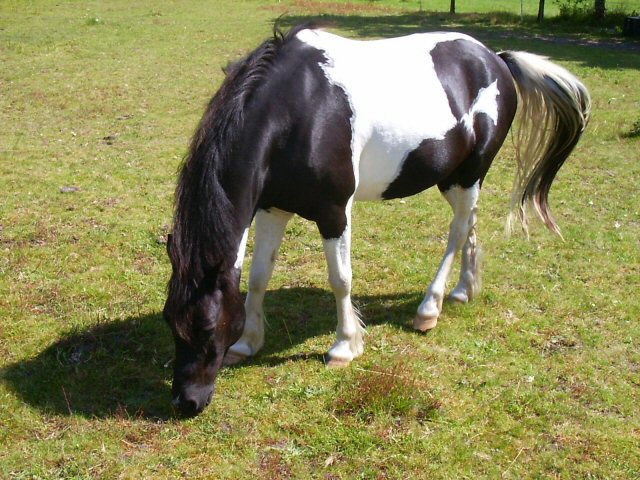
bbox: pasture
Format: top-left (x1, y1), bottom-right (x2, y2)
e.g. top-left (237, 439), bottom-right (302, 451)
top-left (1, 0), bottom-right (639, 478)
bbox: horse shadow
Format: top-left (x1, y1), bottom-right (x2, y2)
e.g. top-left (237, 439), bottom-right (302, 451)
top-left (1, 287), bottom-right (423, 420)
top-left (2, 312), bottom-right (175, 420)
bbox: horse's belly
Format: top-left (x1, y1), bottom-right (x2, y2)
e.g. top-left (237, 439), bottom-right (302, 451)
top-left (352, 101), bottom-right (461, 201)
top-left (354, 127), bottom-right (461, 201)
top-left (354, 136), bottom-right (423, 201)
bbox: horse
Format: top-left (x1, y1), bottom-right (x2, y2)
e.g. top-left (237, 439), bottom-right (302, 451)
top-left (163, 24), bottom-right (590, 416)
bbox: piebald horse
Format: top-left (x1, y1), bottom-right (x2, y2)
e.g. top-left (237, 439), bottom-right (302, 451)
top-left (164, 24), bottom-right (590, 416)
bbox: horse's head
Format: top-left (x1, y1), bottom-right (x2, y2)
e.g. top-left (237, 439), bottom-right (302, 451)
top-left (163, 236), bottom-right (245, 416)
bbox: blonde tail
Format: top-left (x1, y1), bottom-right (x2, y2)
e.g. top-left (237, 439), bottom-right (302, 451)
top-left (499, 51), bottom-right (591, 237)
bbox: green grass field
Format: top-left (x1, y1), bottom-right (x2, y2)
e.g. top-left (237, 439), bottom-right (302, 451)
top-left (1, 0), bottom-right (639, 478)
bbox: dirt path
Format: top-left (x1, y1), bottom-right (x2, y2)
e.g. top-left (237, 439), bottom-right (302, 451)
top-left (474, 30), bottom-right (640, 52)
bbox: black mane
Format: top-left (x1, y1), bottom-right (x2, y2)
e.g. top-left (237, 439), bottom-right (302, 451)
top-left (165, 23), bottom-right (318, 337)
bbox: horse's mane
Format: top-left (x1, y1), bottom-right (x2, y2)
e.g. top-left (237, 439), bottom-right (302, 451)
top-left (166, 23), bottom-right (319, 331)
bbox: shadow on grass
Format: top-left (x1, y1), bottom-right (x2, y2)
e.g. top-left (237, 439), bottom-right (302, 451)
top-left (2, 287), bottom-right (424, 419)
top-left (240, 286), bottom-right (424, 368)
top-left (2, 313), bottom-right (175, 420)
top-left (276, 12), bottom-right (640, 69)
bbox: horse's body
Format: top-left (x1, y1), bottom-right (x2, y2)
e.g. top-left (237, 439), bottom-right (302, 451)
top-left (164, 25), bottom-right (590, 415)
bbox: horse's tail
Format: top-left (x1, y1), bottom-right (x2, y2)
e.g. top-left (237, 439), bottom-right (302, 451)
top-left (498, 51), bottom-right (591, 236)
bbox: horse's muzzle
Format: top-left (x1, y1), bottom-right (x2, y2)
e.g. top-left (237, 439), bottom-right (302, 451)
top-left (172, 384), bottom-right (214, 417)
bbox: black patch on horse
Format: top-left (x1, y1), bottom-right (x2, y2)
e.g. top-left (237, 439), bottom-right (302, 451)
top-left (382, 39), bottom-right (517, 198)
top-left (382, 123), bottom-right (473, 199)
top-left (252, 38), bottom-right (355, 239)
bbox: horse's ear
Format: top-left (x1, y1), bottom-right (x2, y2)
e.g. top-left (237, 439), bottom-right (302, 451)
top-left (222, 59), bottom-right (240, 77)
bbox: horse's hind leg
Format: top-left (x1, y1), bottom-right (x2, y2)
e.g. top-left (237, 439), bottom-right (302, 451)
top-left (414, 182), bottom-right (480, 331)
top-left (224, 208), bottom-right (292, 366)
top-left (448, 216), bottom-right (482, 304)
top-left (322, 203), bottom-right (365, 367)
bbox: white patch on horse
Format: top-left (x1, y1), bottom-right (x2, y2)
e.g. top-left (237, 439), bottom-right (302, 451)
top-left (234, 227), bottom-right (250, 269)
top-left (297, 30), bottom-right (486, 201)
top-left (461, 80), bottom-right (500, 135)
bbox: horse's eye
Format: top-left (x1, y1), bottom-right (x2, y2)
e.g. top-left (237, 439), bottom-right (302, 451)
top-left (198, 290), bottom-right (223, 331)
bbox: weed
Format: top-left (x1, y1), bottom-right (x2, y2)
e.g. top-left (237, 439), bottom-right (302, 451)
top-left (623, 119), bottom-right (640, 138)
top-left (85, 17), bottom-right (103, 26)
top-left (334, 360), bottom-right (441, 421)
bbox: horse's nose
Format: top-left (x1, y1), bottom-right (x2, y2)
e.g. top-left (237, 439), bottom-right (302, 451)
top-left (172, 388), bottom-right (213, 416)
top-left (181, 398), bottom-right (201, 416)
top-left (172, 394), bottom-right (202, 416)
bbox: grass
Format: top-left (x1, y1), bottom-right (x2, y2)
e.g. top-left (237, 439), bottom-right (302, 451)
top-left (1, 0), bottom-right (639, 478)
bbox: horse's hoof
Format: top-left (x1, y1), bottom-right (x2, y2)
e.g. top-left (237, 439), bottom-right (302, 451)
top-left (223, 350), bottom-right (248, 367)
top-left (413, 315), bottom-right (438, 332)
top-left (448, 290), bottom-right (469, 304)
top-left (325, 355), bottom-right (352, 368)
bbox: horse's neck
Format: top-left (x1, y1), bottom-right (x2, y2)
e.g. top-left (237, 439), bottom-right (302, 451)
top-left (220, 97), bottom-right (275, 247)
top-left (221, 153), bottom-right (263, 257)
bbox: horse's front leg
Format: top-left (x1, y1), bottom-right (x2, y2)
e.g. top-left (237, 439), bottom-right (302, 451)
top-left (414, 183), bottom-right (480, 331)
top-left (224, 208), bottom-right (292, 366)
top-left (321, 206), bottom-right (365, 367)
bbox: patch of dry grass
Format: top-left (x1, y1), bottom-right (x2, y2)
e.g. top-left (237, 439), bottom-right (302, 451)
top-left (335, 360), bottom-right (441, 422)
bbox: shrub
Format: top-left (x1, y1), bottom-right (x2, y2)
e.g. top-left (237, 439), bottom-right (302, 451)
top-left (554, 0), bottom-right (592, 18)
